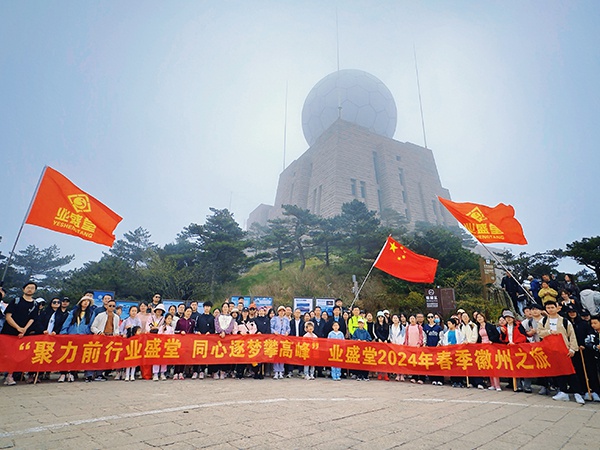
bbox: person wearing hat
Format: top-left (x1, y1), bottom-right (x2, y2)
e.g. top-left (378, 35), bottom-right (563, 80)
top-left (352, 317), bottom-right (372, 381)
top-left (499, 310), bottom-right (528, 391)
top-left (146, 304), bottom-right (166, 334)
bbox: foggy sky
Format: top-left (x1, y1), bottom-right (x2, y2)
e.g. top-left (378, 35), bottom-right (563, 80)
top-left (1, 1), bottom-right (599, 275)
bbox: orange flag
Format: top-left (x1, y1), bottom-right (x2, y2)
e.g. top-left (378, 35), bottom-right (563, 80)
top-left (25, 167), bottom-right (122, 247)
top-left (374, 236), bottom-right (438, 283)
top-left (438, 197), bottom-right (527, 245)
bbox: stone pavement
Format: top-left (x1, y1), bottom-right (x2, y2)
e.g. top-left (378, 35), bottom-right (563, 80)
top-left (1, 374), bottom-right (599, 450)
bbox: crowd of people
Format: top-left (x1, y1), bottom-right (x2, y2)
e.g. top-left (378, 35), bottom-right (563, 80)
top-left (1, 282), bottom-right (600, 406)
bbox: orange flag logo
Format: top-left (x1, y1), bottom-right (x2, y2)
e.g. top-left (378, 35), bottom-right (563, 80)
top-left (438, 197), bottom-right (527, 245)
top-left (25, 167), bottom-right (122, 247)
top-left (374, 237), bottom-right (438, 283)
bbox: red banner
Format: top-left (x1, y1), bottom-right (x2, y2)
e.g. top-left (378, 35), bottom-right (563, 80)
top-left (0, 334), bottom-right (573, 377)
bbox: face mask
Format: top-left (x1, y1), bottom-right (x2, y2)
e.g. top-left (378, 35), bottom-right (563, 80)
top-left (434, 318), bottom-right (440, 324)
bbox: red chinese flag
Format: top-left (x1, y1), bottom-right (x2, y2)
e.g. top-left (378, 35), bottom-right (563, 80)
top-left (25, 167), bottom-right (122, 247)
top-left (438, 197), bottom-right (527, 245)
top-left (374, 237), bottom-right (438, 283)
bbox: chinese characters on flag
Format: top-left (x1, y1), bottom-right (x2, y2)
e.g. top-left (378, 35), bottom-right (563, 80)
top-left (25, 167), bottom-right (122, 247)
top-left (374, 236), bottom-right (438, 283)
top-left (438, 197), bottom-right (527, 245)
top-left (0, 334), bottom-right (574, 378)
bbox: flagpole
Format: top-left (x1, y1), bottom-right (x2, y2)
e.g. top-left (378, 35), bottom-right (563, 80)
top-left (349, 238), bottom-right (388, 310)
top-left (479, 242), bottom-right (535, 303)
top-left (1, 166), bottom-right (47, 285)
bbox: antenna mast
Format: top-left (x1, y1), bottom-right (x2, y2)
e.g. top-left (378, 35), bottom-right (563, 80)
top-left (283, 81), bottom-right (288, 170)
top-left (336, 8), bottom-right (342, 118)
top-left (413, 44), bottom-right (428, 149)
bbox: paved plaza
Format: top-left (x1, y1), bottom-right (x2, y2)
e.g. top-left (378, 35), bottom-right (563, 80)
top-left (1, 375), bottom-right (599, 449)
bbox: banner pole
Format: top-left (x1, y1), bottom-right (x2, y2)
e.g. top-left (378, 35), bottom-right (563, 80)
top-left (349, 238), bottom-right (388, 310)
top-left (479, 242), bottom-right (535, 303)
top-left (1, 166), bottom-right (47, 285)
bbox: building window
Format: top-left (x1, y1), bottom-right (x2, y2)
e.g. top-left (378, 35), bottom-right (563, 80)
top-left (402, 190), bottom-right (407, 203)
top-left (377, 189), bottom-right (383, 213)
top-left (351, 179), bottom-right (357, 196)
top-left (360, 181), bottom-right (366, 199)
top-left (398, 168), bottom-right (405, 187)
top-left (396, 155), bottom-right (401, 161)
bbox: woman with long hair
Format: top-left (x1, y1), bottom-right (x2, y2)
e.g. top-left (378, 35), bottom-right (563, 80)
top-left (136, 301), bottom-right (152, 333)
top-left (475, 312), bottom-right (502, 391)
top-left (60, 295), bottom-right (94, 382)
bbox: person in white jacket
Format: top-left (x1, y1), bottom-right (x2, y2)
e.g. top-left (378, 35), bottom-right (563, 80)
top-left (91, 300), bottom-right (120, 336)
top-left (90, 298), bottom-right (121, 382)
top-left (441, 318), bottom-right (465, 388)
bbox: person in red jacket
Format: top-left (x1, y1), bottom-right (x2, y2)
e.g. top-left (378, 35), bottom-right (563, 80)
top-left (499, 310), bottom-right (528, 391)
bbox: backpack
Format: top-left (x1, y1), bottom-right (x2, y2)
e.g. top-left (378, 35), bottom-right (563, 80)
top-left (542, 315), bottom-right (569, 331)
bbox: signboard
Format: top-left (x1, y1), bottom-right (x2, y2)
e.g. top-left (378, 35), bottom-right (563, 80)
top-left (231, 296), bottom-right (251, 308)
top-left (293, 297), bottom-right (313, 314)
top-left (440, 288), bottom-right (456, 313)
top-left (480, 258), bottom-right (496, 285)
top-left (252, 297), bottom-right (273, 309)
top-left (424, 288), bottom-right (455, 315)
top-left (116, 301), bottom-right (138, 314)
top-left (315, 298), bottom-right (335, 314)
top-left (425, 289), bottom-right (439, 310)
top-left (93, 290), bottom-right (115, 306)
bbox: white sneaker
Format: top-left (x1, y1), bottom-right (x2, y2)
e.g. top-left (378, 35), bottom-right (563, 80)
top-left (592, 392), bottom-right (600, 402)
top-left (124, 375), bottom-right (130, 382)
top-left (213, 372), bottom-right (219, 380)
top-left (488, 386), bottom-right (496, 390)
top-left (305, 375), bottom-right (310, 380)
top-left (220, 372), bottom-right (226, 380)
top-left (160, 374), bottom-right (167, 381)
top-left (199, 371), bottom-right (205, 379)
top-left (192, 372), bottom-right (198, 379)
top-left (574, 393), bottom-right (585, 405)
top-left (584, 392), bottom-right (593, 401)
top-left (552, 391), bottom-right (570, 402)
top-left (68, 373), bottom-right (75, 382)
top-left (477, 384), bottom-right (484, 390)
top-left (58, 374), bottom-right (66, 383)
top-left (153, 374), bottom-right (159, 381)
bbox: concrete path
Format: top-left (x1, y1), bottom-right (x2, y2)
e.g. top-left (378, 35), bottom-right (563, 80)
top-left (1, 374), bottom-right (598, 449)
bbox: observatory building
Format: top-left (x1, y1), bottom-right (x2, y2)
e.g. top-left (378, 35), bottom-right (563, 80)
top-left (248, 69), bottom-right (454, 228)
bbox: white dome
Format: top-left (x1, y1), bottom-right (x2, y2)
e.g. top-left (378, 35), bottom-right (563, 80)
top-left (302, 69), bottom-right (397, 146)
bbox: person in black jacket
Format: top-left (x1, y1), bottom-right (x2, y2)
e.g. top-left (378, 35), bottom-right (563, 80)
top-left (194, 301), bottom-right (214, 379)
top-left (324, 306), bottom-right (347, 337)
top-left (565, 304), bottom-right (598, 399)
